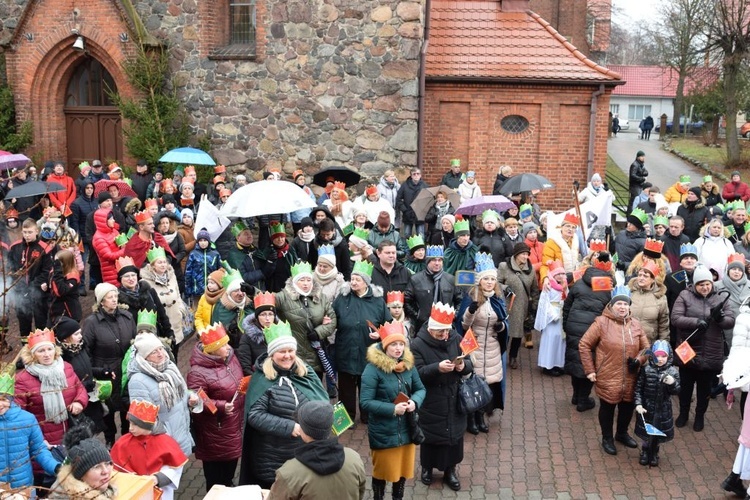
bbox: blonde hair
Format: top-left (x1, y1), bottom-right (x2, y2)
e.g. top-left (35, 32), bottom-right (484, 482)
top-left (383, 169), bottom-right (395, 178)
top-left (262, 355), bottom-right (307, 379)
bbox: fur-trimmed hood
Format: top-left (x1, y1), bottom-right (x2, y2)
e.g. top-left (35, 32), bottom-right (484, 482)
top-left (280, 277), bottom-right (325, 303)
top-left (124, 197), bottom-right (142, 215)
top-left (338, 282), bottom-right (384, 298)
top-left (366, 343), bottom-right (414, 372)
top-left (50, 463), bottom-right (117, 499)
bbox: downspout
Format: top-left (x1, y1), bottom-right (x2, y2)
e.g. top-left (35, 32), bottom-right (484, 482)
top-left (587, 84), bottom-right (605, 180)
top-left (417, 0), bottom-right (431, 171)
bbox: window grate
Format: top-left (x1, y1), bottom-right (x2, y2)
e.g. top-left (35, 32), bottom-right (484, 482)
top-left (230, 0), bottom-right (256, 45)
top-left (500, 115), bottom-right (529, 134)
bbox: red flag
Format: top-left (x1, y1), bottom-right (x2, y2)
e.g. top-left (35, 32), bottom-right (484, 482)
top-left (197, 387), bottom-right (217, 414)
top-left (460, 328), bottom-right (480, 356)
top-left (231, 375), bottom-right (251, 404)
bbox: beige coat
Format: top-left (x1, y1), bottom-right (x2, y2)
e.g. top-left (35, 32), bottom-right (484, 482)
top-left (628, 278), bottom-right (670, 344)
top-left (462, 300), bottom-right (503, 384)
top-left (140, 264), bottom-right (185, 343)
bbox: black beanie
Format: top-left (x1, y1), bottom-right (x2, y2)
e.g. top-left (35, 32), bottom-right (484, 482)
top-left (689, 186), bottom-right (702, 198)
top-left (97, 192), bottom-right (112, 204)
top-left (297, 400), bottom-right (333, 440)
top-left (300, 217), bottom-right (313, 230)
top-left (68, 438), bottom-right (111, 480)
top-left (54, 316), bottom-right (81, 342)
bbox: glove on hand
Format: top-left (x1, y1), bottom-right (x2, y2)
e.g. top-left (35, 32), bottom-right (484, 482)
top-left (710, 305), bottom-right (723, 323)
top-left (493, 322), bottom-right (505, 334)
top-left (307, 330), bottom-right (318, 342)
top-left (627, 357), bottom-right (641, 374)
top-left (635, 405), bottom-right (646, 415)
top-left (696, 320), bottom-right (709, 333)
top-left (662, 375), bottom-right (675, 385)
top-left (468, 301), bottom-right (479, 314)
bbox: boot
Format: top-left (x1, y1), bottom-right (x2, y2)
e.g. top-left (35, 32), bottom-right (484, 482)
top-left (509, 357), bottom-right (519, 369)
top-left (392, 477), bottom-right (406, 500)
top-left (524, 331), bottom-right (533, 348)
top-left (721, 471), bottom-right (747, 497)
top-left (443, 466), bottom-right (461, 491)
top-left (601, 437), bottom-right (617, 455)
top-left (649, 443), bottom-right (660, 467)
top-left (476, 411), bottom-right (489, 433)
top-left (693, 412), bottom-right (705, 432)
top-left (372, 478), bottom-right (386, 500)
top-left (675, 411), bottom-right (688, 428)
top-left (639, 447), bottom-right (649, 466)
top-left (466, 413), bottom-right (479, 435)
top-left (614, 432), bottom-right (638, 448)
top-left (420, 468), bottom-right (432, 486)
top-left (576, 397), bottom-right (596, 412)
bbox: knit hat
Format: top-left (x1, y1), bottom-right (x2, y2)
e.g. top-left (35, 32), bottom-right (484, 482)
top-left (199, 323), bottom-right (229, 354)
top-left (317, 244), bottom-right (337, 267)
top-left (68, 437), bottom-right (111, 480)
top-left (297, 400), bottom-right (333, 441)
top-left (378, 321), bottom-right (407, 350)
top-left (351, 205), bottom-right (368, 219)
top-left (134, 332), bottom-right (163, 357)
top-left (522, 222), bottom-right (538, 239)
top-left (377, 211), bottom-right (391, 227)
top-left (513, 242), bottom-right (531, 258)
top-left (208, 268), bottom-right (226, 288)
top-left (54, 317), bottom-right (81, 342)
top-left (441, 214), bottom-right (456, 227)
top-left (727, 253), bottom-right (747, 273)
top-left (351, 260), bottom-right (374, 285)
top-left (196, 228), bottom-right (210, 242)
top-left (610, 285), bottom-right (631, 305)
top-left (636, 151), bottom-right (645, 157)
top-left (265, 321), bottom-right (297, 356)
top-left (97, 191), bottom-right (112, 204)
top-left (733, 171), bottom-right (741, 178)
top-left (688, 186), bottom-right (702, 198)
top-left (181, 208), bottom-right (194, 221)
top-left (94, 283), bottom-right (118, 306)
top-left (692, 264), bottom-right (713, 285)
top-left (591, 173), bottom-right (602, 182)
top-left (299, 217), bottom-right (314, 231)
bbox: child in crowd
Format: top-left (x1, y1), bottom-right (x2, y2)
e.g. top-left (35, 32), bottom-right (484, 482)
top-left (536, 261), bottom-right (567, 376)
top-left (195, 268), bottom-right (226, 330)
top-left (386, 290), bottom-right (412, 340)
top-left (185, 229), bottom-right (222, 305)
top-left (48, 249), bottom-right (82, 323)
top-left (634, 339), bottom-right (680, 467)
top-left (404, 235), bottom-right (426, 274)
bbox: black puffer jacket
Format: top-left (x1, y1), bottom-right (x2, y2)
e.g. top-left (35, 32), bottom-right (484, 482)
top-left (676, 199), bottom-right (709, 241)
top-left (634, 352), bottom-right (680, 442)
top-left (473, 229), bottom-right (514, 267)
top-left (410, 326), bottom-right (473, 446)
top-left (614, 229), bottom-right (647, 271)
top-left (396, 178), bottom-right (428, 224)
top-left (117, 281), bottom-right (174, 343)
top-left (671, 287), bottom-right (735, 371)
top-left (563, 266), bottom-right (614, 378)
top-left (371, 261), bottom-right (411, 294)
top-left (238, 314), bottom-right (271, 376)
top-left (404, 270), bottom-right (460, 332)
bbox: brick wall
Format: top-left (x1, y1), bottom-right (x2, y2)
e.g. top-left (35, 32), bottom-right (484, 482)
top-left (423, 82), bottom-right (612, 212)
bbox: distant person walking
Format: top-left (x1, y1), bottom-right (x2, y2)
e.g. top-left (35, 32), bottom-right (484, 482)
top-left (628, 151), bottom-right (648, 217)
top-left (612, 115), bottom-right (620, 137)
top-left (641, 116), bottom-right (654, 140)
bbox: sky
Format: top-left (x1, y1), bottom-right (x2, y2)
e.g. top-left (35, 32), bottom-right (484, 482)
top-left (612, 0), bottom-right (660, 28)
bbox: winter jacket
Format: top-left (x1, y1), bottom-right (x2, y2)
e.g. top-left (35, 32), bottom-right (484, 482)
top-left (69, 190), bottom-right (98, 244)
top-left (131, 171), bottom-right (153, 202)
top-left (716, 275), bottom-right (750, 346)
top-left (255, 244), bottom-right (297, 293)
top-left (91, 208), bottom-right (125, 285)
top-left (186, 343), bottom-right (245, 461)
top-left (497, 258), bottom-right (540, 338)
top-left (577, 182), bottom-right (609, 204)
top-left (140, 264), bottom-right (185, 344)
top-left (634, 353), bottom-right (680, 442)
top-left (628, 278), bottom-right (669, 344)
top-left (664, 182), bottom-right (689, 204)
top-left (424, 201), bottom-right (455, 231)
top-left (238, 314), bottom-right (271, 375)
top-left (723, 180), bottom-right (750, 202)
top-left (275, 280), bottom-right (337, 373)
top-left (122, 231), bottom-right (174, 269)
top-left (127, 357), bottom-right (193, 457)
top-left (695, 231), bottom-right (735, 279)
top-left (661, 231), bottom-right (690, 274)
top-left (60, 343), bottom-right (105, 434)
top-left (117, 281), bottom-right (174, 343)
top-left (370, 260), bottom-right (411, 294)
top-left (48, 463), bottom-right (117, 499)
top-left (237, 247), bottom-right (267, 290)
top-left (185, 247), bottom-right (221, 297)
top-left (211, 293), bottom-right (254, 348)
top-left (410, 326), bottom-right (473, 446)
top-left (333, 283), bottom-right (391, 376)
top-left (457, 180), bottom-right (482, 205)
top-left (629, 159), bottom-right (648, 196)
top-left (0, 403), bottom-right (61, 489)
top-left (671, 286), bottom-right (735, 371)
top-left (291, 235), bottom-right (315, 264)
top-left (178, 223), bottom-right (196, 269)
top-left (473, 229), bottom-right (514, 267)
top-left (404, 269), bottom-right (460, 332)
top-left (48, 264), bottom-right (81, 322)
top-left (360, 344), bottom-right (426, 449)
top-left (676, 198), bottom-right (709, 241)
top-left (579, 306), bottom-right (649, 404)
top-left (614, 229), bottom-right (647, 271)
top-left (440, 171), bottom-right (464, 190)
top-left (367, 224), bottom-right (409, 260)
top-left (377, 176), bottom-right (401, 212)
top-left (396, 178), bottom-right (428, 224)
top-left (14, 358), bottom-right (89, 446)
top-left (266, 439), bottom-right (367, 500)
top-left (702, 184), bottom-right (722, 207)
top-left (226, 241), bottom-right (256, 271)
top-left (492, 173), bottom-right (512, 196)
top-left (540, 234), bottom-right (580, 281)
top-left (563, 266), bottom-right (614, 378)
top-left (429, 228), bottom-right (454, 249)
top-left (82, 305), bottom-right (135, 410)
top-left (8, 236), bottom-right (53, 293)
top-left (308, 233), bottom-right (352, 281)
top-left (47, 173), bottom-right (76, 216)
top-left (443, 238), bottom-right (479, 276)
top-left (459, 294), bottom-right (507, 384)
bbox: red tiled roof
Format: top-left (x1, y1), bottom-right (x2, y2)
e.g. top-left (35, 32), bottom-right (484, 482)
top-left (425, 1), bottom-right (622, 83)
top-left (609, 65), bottom-right (720, 97)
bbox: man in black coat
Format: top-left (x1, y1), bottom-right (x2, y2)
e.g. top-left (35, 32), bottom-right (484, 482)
top-left (370, 240), bottom-right (410, 294)
top-left (130, 159), bottom-right (153, 202)
top-left (404, 248), bottom-right (461, 332)
top-left (628, 151), bottom-right (648, 216)
top-left (396, 167), bottom-right (428, 238)
top-left (676, 187), bottom-right (709, 241)
top-left (659, 215), bottom-right (690, 272)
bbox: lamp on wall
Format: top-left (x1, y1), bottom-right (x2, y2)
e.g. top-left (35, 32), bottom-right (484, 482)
top-left (71, 8), bottom-right (85, 52)
top-left (72, 34), bottom-right (85, 51)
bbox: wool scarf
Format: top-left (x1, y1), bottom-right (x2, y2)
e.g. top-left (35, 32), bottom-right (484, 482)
top-left (133, 354), bottom-right (186, 410)
top-left (25, 357), bottom-right (69, 424)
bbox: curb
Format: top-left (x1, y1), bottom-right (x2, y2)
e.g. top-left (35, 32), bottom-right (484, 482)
top-left (661, 139), bottom-right (730, 182)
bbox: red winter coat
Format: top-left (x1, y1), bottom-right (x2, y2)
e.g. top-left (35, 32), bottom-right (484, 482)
top-left (722, 180), bottom-right (750, 202)
top-left (186, 343), bottom-right (245, 462)
top-left (46, 173), bottom-right (76, 216)
top-left (123, 232), bottom-right (174, 268)
top-left (92, 208), bottom-right (124, 285)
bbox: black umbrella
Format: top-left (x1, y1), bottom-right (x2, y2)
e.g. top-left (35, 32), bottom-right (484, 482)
top-left (5, 181), bottom-right (65, 199)
top-left (312, 166), bottom-right (361, 188)
top-left (498, 173), bottom-right (554, 196)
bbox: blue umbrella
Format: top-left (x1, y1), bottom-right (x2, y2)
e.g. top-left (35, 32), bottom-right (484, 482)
top-left (159, 147), bottom-right (215, 166)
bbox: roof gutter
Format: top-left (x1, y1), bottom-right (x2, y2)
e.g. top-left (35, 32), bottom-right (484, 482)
top-left (588, 84), bottom-right (606, 180)
top-left (417, 0), bottom-right (432, 172)
top-left (426, 76), bottom-right (624, 87)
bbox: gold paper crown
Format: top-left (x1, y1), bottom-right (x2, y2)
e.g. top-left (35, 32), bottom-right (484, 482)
top-left (199, 323), bottom-right (229, 354)
top-left (128, 399), bottom-right (159, 426)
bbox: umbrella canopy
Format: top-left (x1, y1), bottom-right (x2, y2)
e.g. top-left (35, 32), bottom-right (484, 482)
top-left (455, 195), bottom-right (517, 217)
top-left (194, 195), bottom-right (231, 240)
top-left (312, 166), bottom-right (361, 188)
top-left (219, 180), bottom-right (317, 218)
top-left (0, 153), bottom-right (32, 171)
top-left (93, 180), bottom-right (138, 199)
top-left (5, 181), bottom-right (65, 199)
top-left (498, 173), bottom-right (554, 196)
top-left (0, 150), bottom-right (12, 156)
top-left (159, 147), bottom-right (216, 166)
top-left (411, 185), bottom-right (461, 221)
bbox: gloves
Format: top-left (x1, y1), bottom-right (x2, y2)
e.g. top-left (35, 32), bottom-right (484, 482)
top-left (627, 357), bottom-right (641, 374)
top-left (240, 282), bottom-right (255, 297)
top-left (696, 320), bottom-right (709, 333)
top-left (307, 330), bottom-right (318, 342)
top-left (662, 375), bottom-right (675, 385)
top-left (710, 305), bottom-right (723, 323)
top-left (267, 250), bottom-right (278, 262)
top-left (468, 301), bottom-right (479, 314)
top-left (635, 405), bottom-right (646, 415)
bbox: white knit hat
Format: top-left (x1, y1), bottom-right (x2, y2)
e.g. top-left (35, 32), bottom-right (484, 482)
top-left (94, 283), bottom-right (118, 306)
top-left (134, 333), bottom-right (163, 357)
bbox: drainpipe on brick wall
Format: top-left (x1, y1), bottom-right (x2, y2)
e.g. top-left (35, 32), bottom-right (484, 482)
top-left (417, 0), bottom-right (431, 171)
top-left (587, 84), bottom-right (605, 180)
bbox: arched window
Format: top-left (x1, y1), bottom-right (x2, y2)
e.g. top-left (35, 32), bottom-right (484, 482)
top-left (65, 59), bottom-right (117, 107)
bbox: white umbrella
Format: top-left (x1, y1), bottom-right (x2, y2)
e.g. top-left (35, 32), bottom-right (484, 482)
top-left (219, 180), bottom-right (316, 218)
top-left (194, 195), bottom-right (231, 240)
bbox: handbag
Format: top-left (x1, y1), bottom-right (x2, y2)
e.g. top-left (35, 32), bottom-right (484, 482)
top-left (405, 411), bottom-right (425, 445)
top-left (457, 372), bottom-right (493, 414)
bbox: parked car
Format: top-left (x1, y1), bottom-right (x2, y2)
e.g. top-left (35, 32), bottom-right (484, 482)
top-left (618, 119), bottom-right (630, 131)
top-left (740, 122), bottom-right (750, 138)
top-left (654, 118), bottom-right (704, 134)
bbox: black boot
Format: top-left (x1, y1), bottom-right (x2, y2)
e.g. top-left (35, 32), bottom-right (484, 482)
top-left (421, 468), bottom-right (432, 486)
top-left (721, 471), bottom-right (747, 497)
top-left (392, 477), bottom-right (406, 500)
top-left (443, 466), bottom-right (461, 491)
top-left (372, 478), bottom-right (386, 500)
top-left (576, 397), bottom-right (596, 412)
top-left (649, 443), bottom-right (660, 467)
top-left (476, 411), bottom-right (489, 433)
top-left (693, 412), bottom-right (705, 432)
top-left (615, 432), bottom-right (638, 448)
top-left (675, 406), bottom-right (689, 428)
top-left (639, 447), bottom-right (649, 466)
top-left (466, 413), bottom-right (479, 435)
top-left (601, 437), bottom-right (617, 455)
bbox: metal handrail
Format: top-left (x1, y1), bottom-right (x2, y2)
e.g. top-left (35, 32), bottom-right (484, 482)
top-left (605, 174), bottom-right (630, 216)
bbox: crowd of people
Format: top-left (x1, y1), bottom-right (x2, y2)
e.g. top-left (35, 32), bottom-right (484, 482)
top-left (2, 154), bottom-right (750, 498)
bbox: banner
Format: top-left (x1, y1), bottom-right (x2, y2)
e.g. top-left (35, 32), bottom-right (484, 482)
top-left (194, 195), bottom-right (232, 240)
top-left (545, 190), bottom-right (614, 241)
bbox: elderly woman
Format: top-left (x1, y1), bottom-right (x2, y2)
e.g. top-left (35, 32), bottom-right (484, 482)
top-left (430, 213), bottom-right (455, 249)
top-left (82, 283), bottom-right (135, 448)
top-left (14, 329), bottom-right (88, 486)
top-left (239, 292), bottom-right (278, 375)
top-left (361, 322), bottom-right (426, 500)
top-left (211, 270), bottom-right (254, 349)
top-left (716, 254), bottom-right (750, 348)
top-left (540, 213), bottom-right (581, 283)
top-left (157, 211), bottom-right (187, 293)
top-left (695, 218), bottom-right (735, 280)
top-left (579, 287), bottom-right (649, 455)
top-left (425, 190), bottom-right (455, 237)
top-left (458, 252), bottom-right (509, 434)
top-left (498, 243), bottom-right (540, 364)
top-left (672, 265), bottom-right (735, 431)
top-left (127, 332), bottom-right (196, 457)
top-left (628, 260), bottom-right (669, 344)
top-left (238, 322), bottom-right (328, 488)
top-left (411, 303), bottom-right (473, 491)
top-left (187, 323), bottom-right (246, 491)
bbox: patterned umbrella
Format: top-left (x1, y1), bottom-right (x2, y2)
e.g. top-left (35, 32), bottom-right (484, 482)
top-left (93, 179), bottom-right (138, 199)
top-left (0, 153), bottom-right (32, 171)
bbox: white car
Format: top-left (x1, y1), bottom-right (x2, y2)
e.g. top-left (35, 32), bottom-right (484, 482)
top-left (619, 119), bottom-right (630, 130)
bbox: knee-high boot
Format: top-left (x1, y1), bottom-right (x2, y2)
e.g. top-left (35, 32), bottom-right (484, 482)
top-left (392, 477), bottom-right (406, 500)
top-left (372, 478), bottom-right (386, 500)
top-left (466, 413), bottom-right (479, 435)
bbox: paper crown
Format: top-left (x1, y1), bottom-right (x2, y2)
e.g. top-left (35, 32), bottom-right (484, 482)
top-left (292, 169), bottom-right (305, 180)
top-left (352, 227), bottom-right (370, 241)
top-left (548, 260), bottom-right (566, 276)
top-left (114, 233), bottom-right (128, 247)
top-left (450, 159), bottom-right (461, 167)
top-left (136, 309), bottom-right (158, 332)
top-left (219, 188), bottom-right (232, 198)
top-left (407, 234), bottom-right (425, 250)
top-left (425, 245), bottom-right (444, 259)
top-left (128, 399), bottom-right (159, 428)
top-left (430, 302), bottom-right (456, 327)
top-left (222, 267), bottom-right (243, 289)
top-left (28, 328), bottom-right (55, 351)
top-left (365, 185), bottom-right (378, 196)
top-left (481, 209), bottom-right (500, 224)
top-left (134, 210), bottom-right (152, 225)
top-left (318, 244), bottom-right (336, 257)
top-left (638, 260), bottom-right (659, 278)
top-left (263, 321), bottom-right (294, 345)
top-left (291, 261), bottom-right (313, 278)
top-left (333, 181), bottom-right (347, 191)
top-left (728, 253), bottom-right (747, 267)
top-left (562, 212), bottom-right (579, 227)
top-left (628, 207), bottom-right (648, 226)
top-left (161, 179), bottom-right (174, 191)
top-left (213, 175), bottom-right (225, 185)
top-left (643, 238), bottom-right (664, 258)
top-left (231, 221), bottom-right (250, 238)
top-left (254, 291), bottom-right (276, 310)
top-left (181, 177), bottom-right (195, 187)
top-left (454, 216), bottom-right (470, 234)
top-left (611, 285), bottom-right (631, 302)
top-left (713, 203), bottom-right (725, 215)
top-left (703, 175), bottom-right (712, 183)
top-left (652, 215), bottom-right (669, 228)
top-left (680, 243), bottom-right (698, 258)
top-left (126, 227), bottom-right (137, 239)
top-left (589, 239), bottom-right (607, 253)
top-left (78, 161), bottom-right (90, 171)
top-left (0, 373), bottom-right (14, 396)
top-left (146, 247), bottom-right (167, 263)
top-left (214, 164), bottom-right (227, 174)
top-left (184, 165), bottom-right (196, 176)
top-left (5, 208), bottom-right (18, 220)
top-left (679, 175), bottom-right (691, 183)
top-left (200, 323), bottom-right (229, 353)
top-left (352, 260), bottom-right (374, 278)
top-left (519, 203), bottom-right (533, 219)
top-left (144, 199), bottom-right (158, 209)
top-left (270, 222), bottom-right (286, 238)
top-left (725, 224), bottom-right (737, 237)
top-left (386, 291), bottom-right (404, 305)
top-left (474, 252), bottom-right (496, 278)
top-left (378, 321), bottom-right (406, 344)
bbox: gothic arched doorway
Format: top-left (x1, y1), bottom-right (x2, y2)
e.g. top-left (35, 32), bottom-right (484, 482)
top-left (64, 58), bottom-right (123, 174)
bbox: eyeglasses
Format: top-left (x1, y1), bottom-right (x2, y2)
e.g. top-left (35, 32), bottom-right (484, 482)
top-left (411, 172), bottom-right (421, 176)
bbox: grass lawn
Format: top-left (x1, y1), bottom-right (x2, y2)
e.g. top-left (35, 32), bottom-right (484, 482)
top-left (669, 138), bottom-right (729, 168)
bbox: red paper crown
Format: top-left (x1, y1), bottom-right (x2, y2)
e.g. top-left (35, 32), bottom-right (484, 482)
top-left (134, 210), bottom-right (152, 225)
top-left (589, 239), bottom-right (607, 253)
top-left (641, 260), bottom-right (660, 278)
top-left (593, 258), bottom-right (612, 272)
top-left (430, 302), bottom-right (455, 325)
top-left (386, 291), bottom-right (404, 305)
top-left (728, 253), bottom-right (747, 266)
top-left (128, 399), bottom-right (159, 426)
top-left (333, 181), bottom-right (347, 191)
top-left (28, 328), bottom-right (55, 351)
top-left (643, 238), bottom-right (664, 257)
top-left (548, 260), bottom-right (565, 273)
top-left (378, 321), bottom-right (405, 343)
top-left (108, 162), bottom-right (121, 173)
top-left (253, 291), bottom-right (276, 310)
top-left (562, 213), bottom-right (579, 227)
top-left (213, 175), bottom-right (225, 185)
top-left (292, 169), bottom-right (305, 180)
top-left (214, 165), bottom-right (227, 174)
top-left (5, 208), bottom-right (19, 219)
top-left (115, 256), bottom-right (136, 273)
top-left (184, 165), bottom-right (196, 176)
top-left (181, 177), bottom-right (195, 186)
top-left (219, 188), bottom-right (232, 198)
top-left (161, 179), bottom-right (174, 191)
top-left (144, 199), bottom-right (158, 209)
top-left (200, 323), bottom-right (229, 352)
top-left (365, 185), bottom-right (379, 196)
